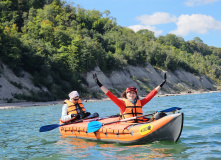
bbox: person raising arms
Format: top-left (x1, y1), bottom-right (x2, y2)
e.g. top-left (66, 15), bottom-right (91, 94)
top-left (93, 73), bottom-right (167, 123)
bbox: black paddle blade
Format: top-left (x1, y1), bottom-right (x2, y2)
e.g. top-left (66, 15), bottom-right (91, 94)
top-left (39, 124), bottom-right (60, 132)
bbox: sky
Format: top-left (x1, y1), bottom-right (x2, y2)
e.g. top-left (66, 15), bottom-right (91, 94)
top-left (67, 0), bottom-right (221, 48)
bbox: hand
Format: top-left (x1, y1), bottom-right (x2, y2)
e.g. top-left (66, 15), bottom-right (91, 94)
top-left (159, 73), bottom-right (167, 88)
top-left (71, 114), bottom-right (77, 118)
top-left (93, 73), bottom-right (103, 87)
top-left (71, 114), bottom-right (80, 119)
top-left (71, 114), bottom-right (79, 118)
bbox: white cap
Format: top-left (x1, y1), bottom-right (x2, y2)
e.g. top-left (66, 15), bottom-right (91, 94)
top-left (69, 91), bottom-right (79, 99)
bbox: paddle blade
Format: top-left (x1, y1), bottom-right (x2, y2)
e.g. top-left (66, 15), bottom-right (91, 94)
top-left (87, 121), bottom-right (103, 133)
top-left (39, 124), bottom-right (60, 132)
top-left (160, 107), bottom-right (182, 113)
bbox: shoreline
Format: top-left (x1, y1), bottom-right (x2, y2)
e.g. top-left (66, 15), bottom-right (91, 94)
top-left (0, 90), bottom-right (220, 110)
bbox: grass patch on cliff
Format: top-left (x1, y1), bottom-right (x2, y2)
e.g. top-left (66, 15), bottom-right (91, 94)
top-left (9, 81), bottom-right (23, 89)
top-left (135, 77), bottom-right (154, 92)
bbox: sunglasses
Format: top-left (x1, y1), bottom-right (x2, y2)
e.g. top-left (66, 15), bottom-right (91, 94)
top-left (73, 98), bottom-right (79, 101)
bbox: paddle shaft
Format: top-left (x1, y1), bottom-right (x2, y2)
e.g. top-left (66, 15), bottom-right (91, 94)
top-left (39, 112), bottom-right (99, 132)
top-left (87, 107), bottom-right (182, 133)
top-left (60, 112), bottom-right (100, 126)
top-left (101, 107), bottom-right (182, 126)
top-left (60, 118), bottom-right (84, 126)
top-left (103, 113), bottom-right (153, 125)
top-left (39, 117), bottom-right (90, 132)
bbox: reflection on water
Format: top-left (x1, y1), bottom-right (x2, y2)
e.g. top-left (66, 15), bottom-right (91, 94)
top-left (148, 148), bottom-right (172, 158)
top-left (56, 137), bottom-right (182, 159)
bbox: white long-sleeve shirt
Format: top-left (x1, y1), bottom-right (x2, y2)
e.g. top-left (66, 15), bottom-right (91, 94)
top-left (61, 99), bottom-right (86, 122)
top-left (61, 103), bottom-right (72, 122)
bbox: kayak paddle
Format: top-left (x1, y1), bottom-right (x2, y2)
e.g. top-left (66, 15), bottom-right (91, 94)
top-left (39, 112), bottom-right (99, 132)
top-left (87, 107), bottom-right (181, 133)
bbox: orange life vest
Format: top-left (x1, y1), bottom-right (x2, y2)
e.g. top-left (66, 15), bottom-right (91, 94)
top-left (64, 99), bottom-right (86, 120)
top-left (121, 99), bottom-right (143, 123)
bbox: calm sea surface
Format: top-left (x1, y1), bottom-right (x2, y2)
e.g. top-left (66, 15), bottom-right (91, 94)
top-left (0, 92), bottom-right (220, 160)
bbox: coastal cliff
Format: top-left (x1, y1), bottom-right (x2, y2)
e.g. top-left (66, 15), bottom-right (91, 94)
top-left (86, 64), bottom-right (216, 98)
top-left (0, 62), bottom-right (217, 103)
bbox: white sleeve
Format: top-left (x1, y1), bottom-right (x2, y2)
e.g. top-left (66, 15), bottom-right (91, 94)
top-left (61, 104), bottom-right (72, 122)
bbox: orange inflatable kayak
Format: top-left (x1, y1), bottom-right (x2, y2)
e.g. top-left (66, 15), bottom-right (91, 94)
top-left (59, 108), bottom-right (183, 144)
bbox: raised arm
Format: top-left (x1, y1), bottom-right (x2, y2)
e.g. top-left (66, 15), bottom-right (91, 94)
top-left (93, 73), bottom-right (108, 94)
top-left (141, 73), bottom-right (167, 106)
top-left (155, 73), bottom-right (167, 92)
top-left (93, 73), bottom-right (126, 113)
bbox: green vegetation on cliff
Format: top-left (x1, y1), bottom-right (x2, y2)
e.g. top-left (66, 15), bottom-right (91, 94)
top-left (0, 0), bottom-right (220, 101)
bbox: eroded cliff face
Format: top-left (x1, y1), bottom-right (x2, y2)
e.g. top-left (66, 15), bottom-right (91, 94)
top-left (0, 63), bottom-right (48, 103)
top-left (86, 64), bottom-right (216, 97)
top-left (0, 61), bottom-right (217, 103)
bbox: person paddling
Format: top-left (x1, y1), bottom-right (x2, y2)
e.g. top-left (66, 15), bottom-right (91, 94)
top-left (61, 91), bottom-right (91, 123)
top-left (93, 73), bottom-right (167, 123)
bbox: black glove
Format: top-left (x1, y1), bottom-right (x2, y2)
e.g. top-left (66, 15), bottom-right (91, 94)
top-left (93, 73), bottom-right (103, 87)
top-left (159, 73), bottom-right (167, 88)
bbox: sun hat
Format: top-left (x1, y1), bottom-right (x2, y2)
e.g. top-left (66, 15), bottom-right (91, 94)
top-left (69, 91), bottom-right (79, 99)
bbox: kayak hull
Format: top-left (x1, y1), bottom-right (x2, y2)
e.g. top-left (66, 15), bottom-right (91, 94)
top-left (129, 113), bottom-right (184, 144)
top-left (59, 113), bottom-right (183, 144)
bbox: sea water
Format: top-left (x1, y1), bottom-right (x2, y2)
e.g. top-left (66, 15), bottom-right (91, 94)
top-left (0, 92), bottom-right (220, 160)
